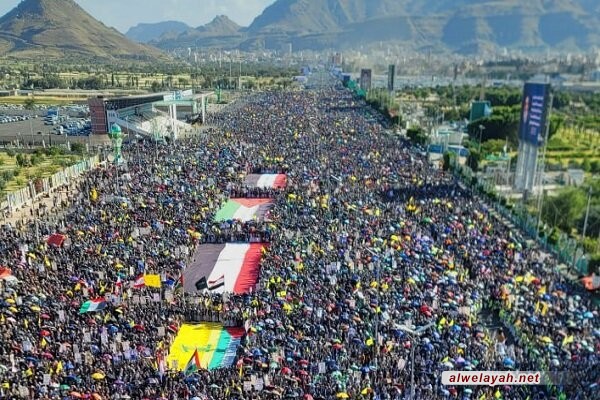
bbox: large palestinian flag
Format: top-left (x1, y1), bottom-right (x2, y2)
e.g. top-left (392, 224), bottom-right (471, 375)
top-left (183, 243), bottom-right (266, 294)
top-left (244, 174), bottom-right (287, 189)
top-left (214, 198), bottom-right (273, 222)
top-left (167, 323), bottom-right (245, 371)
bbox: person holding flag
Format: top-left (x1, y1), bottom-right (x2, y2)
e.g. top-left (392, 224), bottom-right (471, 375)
top-left (184, 349), bottom-right (202, 376)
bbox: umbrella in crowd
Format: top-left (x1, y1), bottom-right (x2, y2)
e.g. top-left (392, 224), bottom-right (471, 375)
top-left (0, 77), bottom-right (597, 400)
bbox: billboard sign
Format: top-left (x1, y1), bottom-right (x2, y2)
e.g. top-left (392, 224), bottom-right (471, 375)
top-left (360, 69), bottom-right (372, 91)
top-left (518, 83), bottom-right (550, 146)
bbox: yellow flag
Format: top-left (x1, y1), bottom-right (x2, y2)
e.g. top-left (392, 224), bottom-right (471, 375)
top-left (144, 274), bottom-right (162, 288)
top-left (55, 360), bottom-right (63, 375)
top-left (562, 335), bottom-right (574, 347)
top-left (541, 302), bottom-right (549, 316)
top-left (537, 285), bottom-right (547, 295)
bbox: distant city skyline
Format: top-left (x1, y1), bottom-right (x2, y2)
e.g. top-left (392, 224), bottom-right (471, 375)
top-left (0, 0), bottom-right (274, 32)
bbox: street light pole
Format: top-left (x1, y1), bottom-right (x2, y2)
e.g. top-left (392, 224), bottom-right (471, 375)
top-left (397, 322), bottom-right (435, 400)
top-left (582, 186), bottom-right (593, 239)
top-left (478, 125), bottom-right (485, 153)
top-left (366, 247), bottom-right (381, 369)
top-left (29, 117), bottom-right (34, 146)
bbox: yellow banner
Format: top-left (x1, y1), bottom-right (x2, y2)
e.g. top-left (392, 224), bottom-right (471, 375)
top-left (144, 274), bottom-right (162, 288)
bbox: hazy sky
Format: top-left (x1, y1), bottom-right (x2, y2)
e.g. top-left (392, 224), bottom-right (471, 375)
top-left (0, 0), bottom-right (274, 32)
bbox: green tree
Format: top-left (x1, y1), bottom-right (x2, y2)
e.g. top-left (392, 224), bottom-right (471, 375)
top-left (467, 149), bottom-right (481, 172)
top-left (407, 127), bottom-right (428, 146)
top-left (70, 143), bottom-right (85, 155)
top-left (443, 152), bottom-right (457, 171)
top-left (30, 154), bottom-right (41, 166)
top-left (178, 77), bottom-right (189, 88)
top-left (150, 81), bottom-right (161, 92)
top-left (549, 114), bottom-right (564, 138)
top-left (24, 97), bottom-right (36, 110)
top-left (480, 139), bottom-right (508, 155)
top-left (15, 153), bottom-right (27, 167)
top-left (582, 158), bottom-right (592, 172)
top-left (577, 205), bottom-right (600, 238)
top-left (542, 188), bottom-right (587, 233)
top-left (468, 105), bottom-right (520, 144)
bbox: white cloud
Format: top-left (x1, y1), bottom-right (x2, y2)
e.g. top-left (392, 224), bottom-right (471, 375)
top-left (0, 0), bottom-right (275, 32)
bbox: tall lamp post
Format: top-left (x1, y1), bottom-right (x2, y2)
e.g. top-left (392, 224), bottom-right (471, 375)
top-left (108, 124), bottom-right (123, 195)
top-left (478, 124), bottom-right (486, 153)
top-left (582, 186), bottom-right (594, 240)
top-left (365, 247), bottom-right (381, 368)
top-left (397, 322), bottom-right (435, 400)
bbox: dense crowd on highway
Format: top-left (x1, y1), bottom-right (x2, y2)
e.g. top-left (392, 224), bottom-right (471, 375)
top-left (0, 76), bottom-right (597, 400)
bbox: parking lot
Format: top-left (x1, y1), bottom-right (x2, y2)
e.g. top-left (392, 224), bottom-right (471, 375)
top-left (0, 107), bottom-right (109, 147)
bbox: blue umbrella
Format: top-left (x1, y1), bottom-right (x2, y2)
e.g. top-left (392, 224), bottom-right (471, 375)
top-left (252, 348), bottom-right (263, 357)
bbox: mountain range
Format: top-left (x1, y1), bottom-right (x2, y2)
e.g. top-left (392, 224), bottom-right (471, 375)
top-left (125, 21), bottom-right (191, 44)
top-left (148, 15), bottom-right (244, 50)
top-left (143, 0), bottom-right (600, 54)
top-left (0, 0), bottom-right (598, 61)
top-left (0, 0), bottom-right (164, 61)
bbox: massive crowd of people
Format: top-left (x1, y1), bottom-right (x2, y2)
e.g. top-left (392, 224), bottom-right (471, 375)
top-left (0, 76), bottom-right (597, 400)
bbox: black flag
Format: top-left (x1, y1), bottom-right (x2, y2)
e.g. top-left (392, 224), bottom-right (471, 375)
top-left (195, 277), bottom-right (208, 291)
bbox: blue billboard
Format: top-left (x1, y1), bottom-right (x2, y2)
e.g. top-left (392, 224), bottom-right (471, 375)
top-left (518, 82), bottom-right (550, 146)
